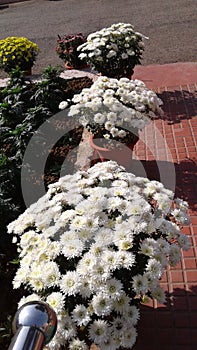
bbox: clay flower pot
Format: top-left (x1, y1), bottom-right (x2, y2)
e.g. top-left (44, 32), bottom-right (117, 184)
top-left (89, 133), bottom-right (137, 169)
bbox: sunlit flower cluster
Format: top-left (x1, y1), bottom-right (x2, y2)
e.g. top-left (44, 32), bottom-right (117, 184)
top-left (66, 75), bottom-right (163, 142)
top-left (8, 161), bottom-right (190, 350)
top-left (0, 36), bottom-right (39, 73)
top-left (77, 23), bottom-right (148, 78)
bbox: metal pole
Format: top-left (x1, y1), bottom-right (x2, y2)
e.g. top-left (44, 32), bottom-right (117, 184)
top-left (8, 301), bottom-right (57, 350)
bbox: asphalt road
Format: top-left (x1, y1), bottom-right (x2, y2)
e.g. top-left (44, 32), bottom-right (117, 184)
top-left (0, 0), bottom-right (196, 77)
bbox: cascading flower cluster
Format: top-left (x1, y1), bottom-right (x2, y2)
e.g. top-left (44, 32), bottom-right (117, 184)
top-left (8, 161), bottom-right (190, 350)
top-left (0, 36), bottom-right (39, 73)
top-left (66, 76), bottom-right (163, 144)
top-left (77, 23), bottom-right (148, 79)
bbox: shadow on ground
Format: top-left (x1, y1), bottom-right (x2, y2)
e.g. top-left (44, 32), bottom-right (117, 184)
top-left (157, 89), bottom-right (197, 124)
top-left (135, 285), bottom-right (197, 350)
top-left (130, 158), bottom-right (197, 213)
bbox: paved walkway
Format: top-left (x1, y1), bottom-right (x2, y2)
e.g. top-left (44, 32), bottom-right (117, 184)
top-left (132, 62), bottom-right (197, 350)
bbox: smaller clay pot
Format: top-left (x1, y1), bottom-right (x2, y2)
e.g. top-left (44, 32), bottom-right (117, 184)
top-left (89, 133), bottom-right (136, 169)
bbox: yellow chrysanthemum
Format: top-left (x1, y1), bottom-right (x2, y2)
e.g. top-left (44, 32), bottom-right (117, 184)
top-left (0, 36), bottom-right (40, 73)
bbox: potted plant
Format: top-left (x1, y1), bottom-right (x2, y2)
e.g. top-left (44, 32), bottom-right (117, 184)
top-left (0, 36), bottom-right (40, 75)
top-left (56, 33), bottom-right (88, 69)
top-left (62, 75), bottom-right (163, 168)
top-left (77, 23), bottom-right (148, 79)
top-left (8, 160), bottom-right (190, 350)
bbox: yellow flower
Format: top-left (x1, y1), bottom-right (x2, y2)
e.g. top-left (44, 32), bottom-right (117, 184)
top-left (0, 36), bottom-right (40, 73)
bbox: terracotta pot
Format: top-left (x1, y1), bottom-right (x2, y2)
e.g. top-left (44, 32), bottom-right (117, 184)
top-left (89, 133), bottom-right (137, 169)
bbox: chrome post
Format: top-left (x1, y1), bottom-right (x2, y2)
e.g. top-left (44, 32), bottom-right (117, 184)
top-left (8, 301), bottom-right (57, 350)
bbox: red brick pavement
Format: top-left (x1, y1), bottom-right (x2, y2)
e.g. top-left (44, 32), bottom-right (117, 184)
top-left (131, 63), bottom-right (197, 350)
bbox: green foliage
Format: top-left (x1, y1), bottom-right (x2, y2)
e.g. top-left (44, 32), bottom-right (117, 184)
top-left (0, 66), bottom-right (91, 349)
top-left (32, 66), bottom-right (67, 113)
top-left (0, 315), bottom-right (12, 339)
top-left (0, 66), bottom-right (68, 249)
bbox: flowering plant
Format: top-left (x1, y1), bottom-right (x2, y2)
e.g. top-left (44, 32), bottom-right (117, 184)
top-left (66, 76), bottom-right (163, 147)
top-left (77, 23), bottom-right (147, 79)
top-left (56, 33), bottom-right (87, 68)
top-left (8, 161), bottom-right (190, 350)
top-left (0, 36), bottom-right (40, 73)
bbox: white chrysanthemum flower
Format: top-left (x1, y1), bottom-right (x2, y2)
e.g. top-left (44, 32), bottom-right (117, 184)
top-left (132, 274), bottom-right (149, 295)
top-left (94, 230), bottom-right (114, 248)
top-left (94, 112), bottom-right (106, 124)
top-left (169, 244), bottom-right (182, 266)
top-left (56, 315), bottom-right (77, 341)
top-left (62, 239), bottom-right (84, 258)
top-left (102, 250), bottom-right (121, 271)
top-left (60, 271), bottom-right (81, 296)
top-left (29, 279), bottom-right (45, 292)
top-left (66, 193), bottom-right (84, 206)
top-left (107, 111), bottom-right (117, 122)
top-left (41, 261), bottom-right (60, 287)
top-left (89, 263), bottom-right (111, 281)
top-left (29, 261), bottom-right (43, 279)
top-left (118, 129), bottom-right (127, 138)
top-left (145, 258), bottom-right (163, 279)
top-left (71, 304), bottom-right (91, 326)
top-left (171, 208), bottom-right (190, 225)
top-left (156, 238), bottom-right (170, 254)
top-left (140, 240), bottom-right (155, 256)
top-left (91, 292), bottom-right (113, 316)
top-left (59, 101), bottom-right (68, 110)
top-left (104, 120), bottom-right (114, 131)
top-left (111, 316), bottom-right (125, 335)
top-left (19, 230), bottom-right (37, 247)
top-left (68, 338), bottom-right (88, 350)
top-left (120, 326), bottom-right (137, 348)
top-left (127, 199), bottom-right (150, 216)
top-left (125, 305), bottom-right (140, 325)
top-left (116, 251), bottom-right (135, 269)
top-left (77, 252), bottom-right (97, 276)
top-left (102, 278), bottom-right (123, 299)
top-left (174, 198), bottom-right (189, 211)
top-left (46, 292), bottom-right (65, 314)
top-left (152, 252), bottom-right (168, 268)
top-left (150, 284), bottom-right (166, 304)
top-left (68, 105), bottom-right (80, 116)
top-left (115, 235), bottom-right (133, 250)
top-left (58, 209), bottom-right (76, 225)
top-left (113, 292), bottom-right (130, 314)
top-left (70, 216), bottom-right (88, 230)
top-left (77, 277), bottom-right (92, 298)
top-left (88, 319), bottom-right (110, 343)
top-left (7, 212), bottom-right (35, 234)
top-left (177, 233), bottom-right (190, 250)
top-left (110, 127), bottom-right (119, 137)
top-left (18, 293), bottom-right (41, 309)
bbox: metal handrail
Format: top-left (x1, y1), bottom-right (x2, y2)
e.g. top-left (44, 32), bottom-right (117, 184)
top-left (8, 301), bottom-right (57, 350)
